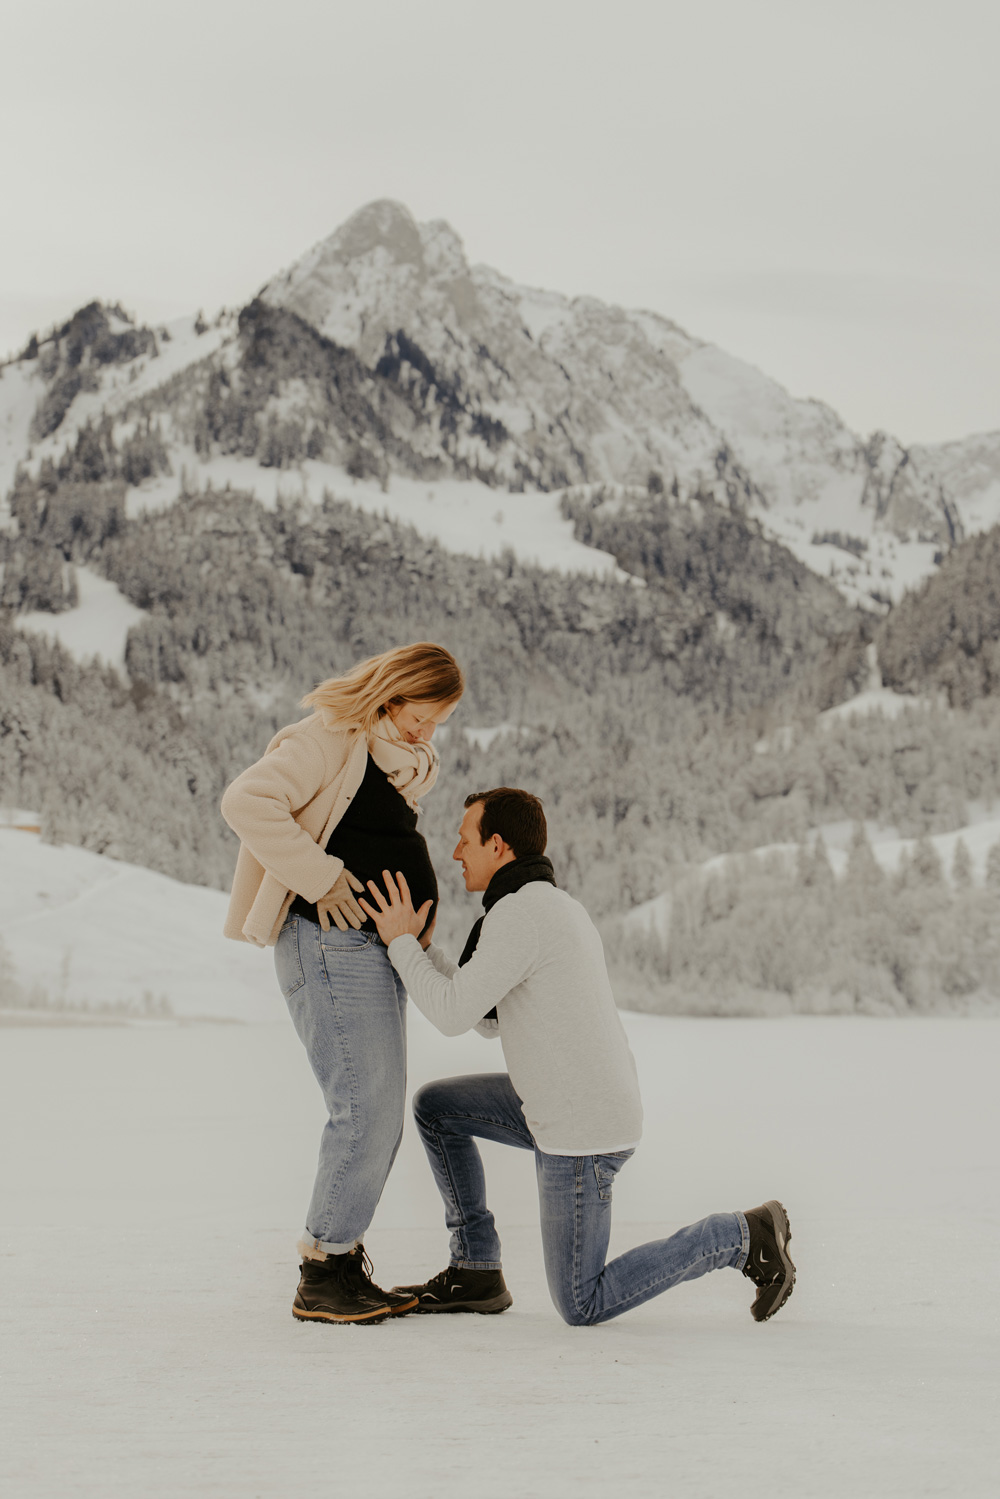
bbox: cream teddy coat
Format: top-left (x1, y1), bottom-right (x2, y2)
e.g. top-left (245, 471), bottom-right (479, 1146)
top-left (221, 712), bottom-right (369, 947)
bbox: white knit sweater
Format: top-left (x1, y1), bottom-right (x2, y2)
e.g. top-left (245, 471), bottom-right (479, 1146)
top-left (388, 883), bottom-right (643, 1155)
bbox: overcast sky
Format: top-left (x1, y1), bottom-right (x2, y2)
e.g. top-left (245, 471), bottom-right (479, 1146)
top-left (2, 0), bottom-right (997, 445)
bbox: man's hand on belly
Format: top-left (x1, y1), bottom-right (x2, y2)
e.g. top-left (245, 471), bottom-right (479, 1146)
top-left (359, 871), bottom-right (433, 945)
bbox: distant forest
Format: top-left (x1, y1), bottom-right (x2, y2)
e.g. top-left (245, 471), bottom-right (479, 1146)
top-left (2, 471), bottom-right (999, 1014)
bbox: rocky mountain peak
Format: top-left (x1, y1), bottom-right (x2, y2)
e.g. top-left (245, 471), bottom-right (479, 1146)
top-left (261, 200), bottom-right (478, 364)
top-left (419, 216), bottom-right (470, 279)
top-left (329, 198), bottom-right (426, 267)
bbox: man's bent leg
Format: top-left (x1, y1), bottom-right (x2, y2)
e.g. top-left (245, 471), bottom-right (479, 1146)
top-left (537, 1149), bottom-right (748, 1327)
top-left (413, 1073), bottom-right (533, 1268)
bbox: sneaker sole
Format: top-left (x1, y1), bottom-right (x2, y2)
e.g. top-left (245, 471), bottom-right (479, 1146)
top-left (292, 1303), bottom-right (391, 1325)
top-left (410, 1291), bottom-right (514, 1315)
top-left (752, 1199), bottom-right (796, 1323)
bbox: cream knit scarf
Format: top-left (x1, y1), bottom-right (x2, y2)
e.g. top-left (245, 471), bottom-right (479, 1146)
top-left (368, 712), bottom-right (440, 810)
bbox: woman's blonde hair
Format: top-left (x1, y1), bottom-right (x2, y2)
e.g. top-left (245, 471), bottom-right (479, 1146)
top-left (302, 642), bottom-right (464, 732)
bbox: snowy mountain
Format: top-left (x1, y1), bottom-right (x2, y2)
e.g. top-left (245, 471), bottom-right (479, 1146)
top-left (2, 200), bottom-right (998, 611)
top-left (257, 200), bottom-right (999, 600)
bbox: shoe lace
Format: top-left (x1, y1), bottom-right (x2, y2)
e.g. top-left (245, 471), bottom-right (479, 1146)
top-left (343, 1246), bottom-right (385, 1294)
top-left (743, 1255), bottom-right (772, 1288)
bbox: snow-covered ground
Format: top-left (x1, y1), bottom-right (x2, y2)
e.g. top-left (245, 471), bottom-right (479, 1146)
top-left (0, 832), bottom-right (277, 1022)
top-left (1, 832), bottom-right (998, 1494)
top-left (1, 1008), bottom-right (997, 1497)
top-left (15, 565), bottom-right (147, 673)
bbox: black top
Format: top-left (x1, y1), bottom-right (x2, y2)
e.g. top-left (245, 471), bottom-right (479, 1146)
top-left (290, 754), bottom-right (438, 935)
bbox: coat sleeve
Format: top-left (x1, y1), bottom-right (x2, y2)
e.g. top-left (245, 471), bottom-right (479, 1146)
top-left (220, 732), bottom-right (346, 902)
top-left (424, 942), bottom-right (459, 980)
top-left (387, 902), bottom-right (537, 1037)
top-left (423, 942), bottom-right (499, 1039)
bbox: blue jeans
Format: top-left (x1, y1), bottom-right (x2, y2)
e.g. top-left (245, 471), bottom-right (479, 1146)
top-left (413, 1073), bottom-right (750, 1326)
top-left (274, 916), bottom-right (408, 1255)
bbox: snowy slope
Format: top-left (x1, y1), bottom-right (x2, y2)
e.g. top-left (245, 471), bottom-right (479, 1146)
top-left (910, 428), bottom-right (1000, 534)
top-left (0, 360), bottom-right (38, 510)
top-left (623, 810), bottom-right (1000, 940)
top-left (0, 832), bottom-right (278, 1022)
top-left (32, 314), bottom-right (230, 467)
top-left (125, 449), bottom-right (625, 578)
top-left (15, 564), bottom-right (147, 671)
top-left (0, 311), bottom-right (232, 522)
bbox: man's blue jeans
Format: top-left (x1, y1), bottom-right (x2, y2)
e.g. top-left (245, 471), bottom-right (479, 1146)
top-left (413, 1073), bottom-right (750, 1326)
top-left (275, 916), bottom-right (408, 1255)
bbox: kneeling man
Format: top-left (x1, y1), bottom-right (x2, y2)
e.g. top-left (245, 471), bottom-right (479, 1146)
top-left (360, 787), bottom-right (795, 1326)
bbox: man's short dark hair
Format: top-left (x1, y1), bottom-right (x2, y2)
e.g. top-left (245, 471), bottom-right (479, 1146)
top-left (464, 787), bottom-right (547, 858)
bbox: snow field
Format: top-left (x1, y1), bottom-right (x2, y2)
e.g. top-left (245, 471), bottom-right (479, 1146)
top-left (0, 833), bottom-right (278, 1022)
top-left (762, 506), bottom-right (942, 610)
top-left (126, 451), bottom-right (626, 579)
top-left (1, 1013), bottom-right (998, 1497)
top-left (15, 565), bottom-right (147, 674)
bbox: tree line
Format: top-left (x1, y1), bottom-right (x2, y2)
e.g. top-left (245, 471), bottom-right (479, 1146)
top-left (3, 474), bottom-right (1000, 1012)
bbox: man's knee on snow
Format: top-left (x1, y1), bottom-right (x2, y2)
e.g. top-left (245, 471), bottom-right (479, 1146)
top-left (556, 1301), bottom-right (598, 1328)
top-left (549, 1285), bottom-right (599, 1327)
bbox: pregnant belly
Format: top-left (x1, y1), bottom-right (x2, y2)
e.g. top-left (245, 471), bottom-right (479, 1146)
top-left (329, 830), bottom-right (438, 923)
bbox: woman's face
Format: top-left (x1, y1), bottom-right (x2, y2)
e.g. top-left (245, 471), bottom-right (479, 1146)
top-left (388, 699), bottom-right (458, 744)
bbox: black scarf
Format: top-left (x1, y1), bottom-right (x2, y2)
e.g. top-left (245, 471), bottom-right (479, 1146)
top-left (458, 855), bottom-right (557, 1018)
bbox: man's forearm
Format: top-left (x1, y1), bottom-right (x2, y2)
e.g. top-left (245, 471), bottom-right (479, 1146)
top-left (388, 902), bottom-right (535, 1037)
top-left (424, 941), bottom-right (459, 980)
top-left (387, 936), bottom-right (482, 1036)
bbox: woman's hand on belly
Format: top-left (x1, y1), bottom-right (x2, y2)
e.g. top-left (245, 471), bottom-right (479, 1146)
top-left (315, 868), bottom-right (366, 932)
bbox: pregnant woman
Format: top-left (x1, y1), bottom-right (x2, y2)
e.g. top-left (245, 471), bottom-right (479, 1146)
top-left (221, 642), bottom-right (463, 1325)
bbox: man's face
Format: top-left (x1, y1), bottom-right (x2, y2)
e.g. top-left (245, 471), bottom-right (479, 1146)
top-left (453, 802), bottom-right (506, 892)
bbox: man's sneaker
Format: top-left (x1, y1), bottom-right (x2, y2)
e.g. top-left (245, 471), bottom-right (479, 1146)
top-left (742, 1200), bottom-right (796, 1322)
top-left (293, 1252), bottom-right (391, 1325)
top-left (390, 1264), bottom-right (513, 1314)
top-left (342, 1246), bottom-right (418, 1316)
